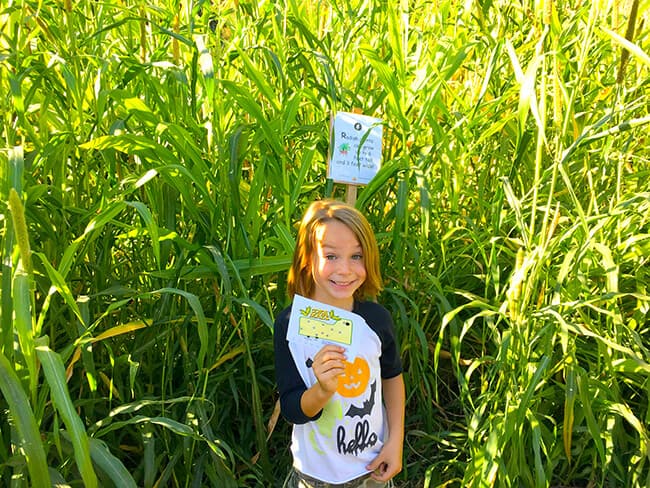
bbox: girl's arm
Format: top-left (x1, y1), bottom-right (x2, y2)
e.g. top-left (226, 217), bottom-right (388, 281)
top-left (274, 308), bottom-right (346, 422)
top-left (275, 311), bottom-right (321, 424)
top-left (300, 344), bottom-right (346, 418)
top-left (366, 373), bottom-right (405, 481)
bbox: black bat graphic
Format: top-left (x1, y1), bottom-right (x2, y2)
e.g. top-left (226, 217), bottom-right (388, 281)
top-left (345, 381), bottom-right (376, 418)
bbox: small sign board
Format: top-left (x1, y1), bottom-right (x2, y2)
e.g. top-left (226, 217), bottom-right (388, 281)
top-left (328, 111), bottom-right (383, 185)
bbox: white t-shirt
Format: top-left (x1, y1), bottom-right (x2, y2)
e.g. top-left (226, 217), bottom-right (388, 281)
top-left (286, 295), bottom-right (386, 484)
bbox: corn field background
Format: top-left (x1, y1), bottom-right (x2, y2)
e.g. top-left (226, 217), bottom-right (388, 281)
top-left (1, 0), bottom-right (649, 486)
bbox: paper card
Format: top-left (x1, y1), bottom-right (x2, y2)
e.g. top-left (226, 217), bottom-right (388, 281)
top-left (327, 111), bottom-right (382, 185)
top-left (287, 295), bottom-right (365, 358)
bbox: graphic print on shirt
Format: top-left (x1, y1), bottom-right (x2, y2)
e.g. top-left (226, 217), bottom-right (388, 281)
top-left (345, 380), bottom-right (376, 418)
top-left (309, 400), bottom-right (343, 455)
top-left (337, 357), bottom-right (370, 397)
top-left (307, 354), bottom-right (379, 455)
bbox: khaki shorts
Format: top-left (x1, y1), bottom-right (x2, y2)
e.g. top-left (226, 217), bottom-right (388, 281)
top-left (284, 469), bottom-right (394, 488)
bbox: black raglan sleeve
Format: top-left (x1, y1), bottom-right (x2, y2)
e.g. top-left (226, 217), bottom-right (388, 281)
top-left (357, 301), bottom-right (403, 379)
top-left (273, 306), bottom-right (322, 424)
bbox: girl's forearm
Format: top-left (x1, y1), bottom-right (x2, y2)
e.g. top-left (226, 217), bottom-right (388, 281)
top-left (382, 374), bottom-right (406, 447)
top-left (300, 382), bottom-right (335, 418)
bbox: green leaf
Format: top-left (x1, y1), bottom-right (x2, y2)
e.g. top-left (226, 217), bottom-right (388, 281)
top-left (221, 80), bottom-right (285, 157)
top-left (234, 297), bottom-right (274, 330)
top-left (563, 358), bottom-right (576, 461)
top-left (601, 27), bottom-right (650, 68)
top-left (149, 288), bottom-right (208, 369)
top-left (126, 201), bottom-right (161, 269)
top-left (87, 437), bottom-right (137, 488)
top-left (0, 351), bottom-right (51, 488)
top-left (576, 373), bottom-right (605, 466)
top-left (234, 45), bottom-right (280, 112)
top-left (36, 342), bottom-right (98, 488)
top-left (12, 266), bottom-right (39, 402)
top-left (33, 252), bottom-right (84, 326)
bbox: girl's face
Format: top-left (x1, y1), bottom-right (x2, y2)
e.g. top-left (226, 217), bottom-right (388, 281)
top-left (310, 219), bottom-right (366, 310)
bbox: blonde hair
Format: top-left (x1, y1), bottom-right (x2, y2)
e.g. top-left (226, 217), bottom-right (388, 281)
top-left (287, 199), bottom-right (382, 301)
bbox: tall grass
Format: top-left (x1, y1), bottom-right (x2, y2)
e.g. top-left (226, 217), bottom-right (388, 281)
top-left (1, 0), bottom-right (649, 486)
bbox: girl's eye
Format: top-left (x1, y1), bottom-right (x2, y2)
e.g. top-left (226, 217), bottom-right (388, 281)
top-left (325, 254), bottom-right (337, 260)
top-left (352, 254), bottom-right (363, 261)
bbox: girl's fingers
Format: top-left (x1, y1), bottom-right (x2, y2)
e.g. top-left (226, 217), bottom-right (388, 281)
top-left (314, 359), bottom-right (344, 377)
top-left (314, 345), bottom-right (346, 363)
top-left (311, 346), bottom-right (347, 392)
top-left (307, 345), bottom-right (347, 393)
top-left (314, 356), bottom-right (345, 376)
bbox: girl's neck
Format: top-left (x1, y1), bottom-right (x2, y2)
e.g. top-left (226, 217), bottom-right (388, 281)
top-left (310, 295), bottom-right (355, 311)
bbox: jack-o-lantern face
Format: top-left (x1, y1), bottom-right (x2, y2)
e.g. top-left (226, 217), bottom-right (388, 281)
top-left (337, 357), bottom-right (370, 397)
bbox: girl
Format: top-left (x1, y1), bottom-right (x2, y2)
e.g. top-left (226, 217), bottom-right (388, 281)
top-left (274, 199), bottom-right (405, 487)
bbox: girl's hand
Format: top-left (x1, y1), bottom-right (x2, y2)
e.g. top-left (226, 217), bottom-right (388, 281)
top-left (311, 344), bottom-right (346, 394)
top-left (365, 440), bottom-right (402, 482)
top-left (366, 374), bottom-right (405, 481)
top-left (300, 344), bottom-right (346, 418)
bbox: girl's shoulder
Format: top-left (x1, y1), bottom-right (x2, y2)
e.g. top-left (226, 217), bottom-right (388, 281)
top-left (354, 300), bottom-right (394, 332)
top-left (354, 300), bottom-right (391, 318)
top-left (273, 304), bottom-right (292, 332)
top-left (277, 304), bottom-right (292, 320)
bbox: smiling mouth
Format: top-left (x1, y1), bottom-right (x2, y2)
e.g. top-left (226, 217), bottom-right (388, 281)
top-left (331, 280), bottom-right (355, 286)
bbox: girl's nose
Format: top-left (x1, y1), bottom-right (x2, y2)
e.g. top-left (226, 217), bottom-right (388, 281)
top-left (338, 259), bottom-right (352, 273)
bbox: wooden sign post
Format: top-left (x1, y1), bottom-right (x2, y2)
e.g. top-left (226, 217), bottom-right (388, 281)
top-left (328, 111), bottom-right (383, 205)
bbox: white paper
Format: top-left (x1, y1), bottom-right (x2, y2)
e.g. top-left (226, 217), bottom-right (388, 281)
top-left (287, 295), bottom-right (365, 359)
top-left (328, 111), bottom-right (382, 185)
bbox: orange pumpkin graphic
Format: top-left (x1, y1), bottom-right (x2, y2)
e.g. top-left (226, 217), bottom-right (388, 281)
top-left (337, 357), bottom-right (370, 397)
